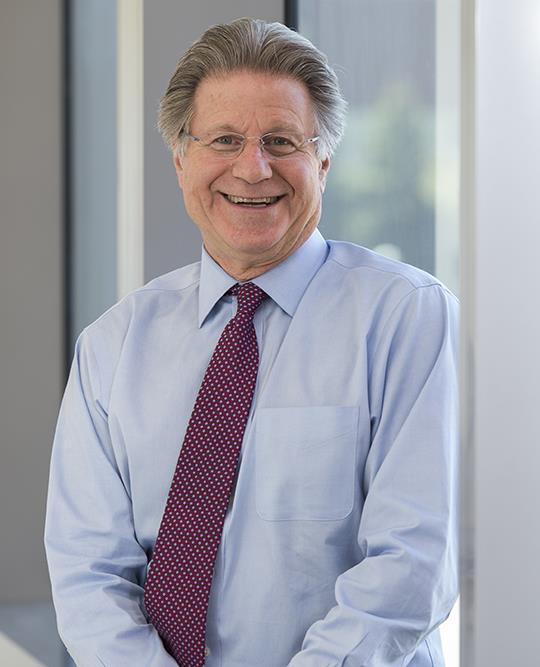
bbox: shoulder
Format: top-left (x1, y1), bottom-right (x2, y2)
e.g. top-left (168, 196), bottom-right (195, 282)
top-left (77, 261), bottom-right (201, 358)
top-left (325, 239), bottom-right (457, 304)
top-left (319, 240), bottom-right (459, 340)
top-left (326, 239), bottom-right (445, 289)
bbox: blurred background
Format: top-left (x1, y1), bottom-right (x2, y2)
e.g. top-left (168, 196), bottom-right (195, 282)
top-left (1, 1), bottom-right (539, 666)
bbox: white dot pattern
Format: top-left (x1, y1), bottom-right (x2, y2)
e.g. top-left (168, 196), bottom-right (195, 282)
top-left (143, 283), bottom-right (267, 667)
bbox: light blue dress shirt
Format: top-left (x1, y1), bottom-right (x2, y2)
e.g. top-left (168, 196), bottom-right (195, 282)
top-left (45, 229), bottom-right (459, 667)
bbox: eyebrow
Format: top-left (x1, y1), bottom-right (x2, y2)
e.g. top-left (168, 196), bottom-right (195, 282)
top-left (203, 123), bottom-right (304, 136)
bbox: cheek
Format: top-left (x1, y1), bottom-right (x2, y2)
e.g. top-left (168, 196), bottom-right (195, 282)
top-left (183, 174), bottom-right (211, 204)
top-left (293, 172), bottom-right (323, 210)
top-left (180, 159), bottom-right (216, 198)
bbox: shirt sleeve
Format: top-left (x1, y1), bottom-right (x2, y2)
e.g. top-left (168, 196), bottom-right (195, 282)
top-left (288, 284), bottom-right (459, 667)
top-left (44, 330), bottom-right (178, 667)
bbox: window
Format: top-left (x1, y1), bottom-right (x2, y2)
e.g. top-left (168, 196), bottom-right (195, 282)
top-left (296, 0), bottom-right (459, 295)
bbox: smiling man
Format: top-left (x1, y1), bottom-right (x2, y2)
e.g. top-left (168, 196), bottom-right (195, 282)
top-left (174, 70), bottom-right (329, 281)
top-left (45, 18), bottom-right (459, 667)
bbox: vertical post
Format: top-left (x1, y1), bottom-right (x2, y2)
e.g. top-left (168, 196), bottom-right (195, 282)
top-left (459, 0), bottom-right (476, 663)
top-left (284, 0), bottom-right (298, 31)
top-left (435, 0), bottom-right (461, 296)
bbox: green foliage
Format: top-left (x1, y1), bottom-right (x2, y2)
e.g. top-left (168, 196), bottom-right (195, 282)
top-left (320, 82), bottom-right (435, 272)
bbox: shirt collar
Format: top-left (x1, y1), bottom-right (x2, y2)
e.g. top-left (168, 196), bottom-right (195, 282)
top-left (198, 228), bottom-right (328, 327)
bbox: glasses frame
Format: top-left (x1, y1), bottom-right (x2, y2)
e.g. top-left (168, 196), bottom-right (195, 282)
top-left (180, 130), bottom-right (320, 159)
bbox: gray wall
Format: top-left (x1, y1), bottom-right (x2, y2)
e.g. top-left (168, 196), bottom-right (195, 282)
top-left (143, 0), bottom-right (284, 281)
top-left (0, 0), bottom-right (285, 605)
top-left (0, 0), bottom-right (63, 602)
top-left (0, 0), bottom-right (284, 605)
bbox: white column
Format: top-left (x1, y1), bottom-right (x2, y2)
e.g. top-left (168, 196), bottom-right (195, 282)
top-left (461, 1), bottom-right (540, 665)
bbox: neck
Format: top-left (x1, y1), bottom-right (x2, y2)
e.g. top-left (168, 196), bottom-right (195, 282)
top-left (207, 246), bottom-right (298, 281)
top-left (207, 256), bottom-right (285, 282)
top-left (205, 228), bottom-right (317, 281)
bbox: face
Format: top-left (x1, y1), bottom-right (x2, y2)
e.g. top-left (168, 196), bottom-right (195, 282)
top-left (173, 70), bottom-right (330, 280)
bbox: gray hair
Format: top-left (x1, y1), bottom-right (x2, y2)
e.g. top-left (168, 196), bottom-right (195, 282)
top-left (157, 18), bottom-right (347, 159)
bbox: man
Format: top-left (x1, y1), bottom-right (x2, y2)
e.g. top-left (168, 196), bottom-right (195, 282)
top-left (45, 18), bottom-right (458, 667)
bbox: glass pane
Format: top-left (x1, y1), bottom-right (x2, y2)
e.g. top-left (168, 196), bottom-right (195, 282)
top-left (69, 0), bottom-right (118, 349)
top-left (299, 0), bottom-right (459, 295)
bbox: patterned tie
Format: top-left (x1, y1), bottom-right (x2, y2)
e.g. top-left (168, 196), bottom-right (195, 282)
top-left (144, 282), bottom-right (267, 666)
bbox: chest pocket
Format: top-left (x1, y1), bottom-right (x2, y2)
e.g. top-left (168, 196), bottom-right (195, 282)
top-left (255, 406), bottom-right (358, 521)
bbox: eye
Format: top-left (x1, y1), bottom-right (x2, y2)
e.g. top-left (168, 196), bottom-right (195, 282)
top-left (264, 135), bottom-right (295, 147)
top-left (210, 134), bottom-right (243, 150)
top-left (262, 134), bottom-right (299, 156)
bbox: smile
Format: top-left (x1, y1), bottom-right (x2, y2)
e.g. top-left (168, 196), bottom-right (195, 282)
top-left (221, 193), bottom-right (284, 207)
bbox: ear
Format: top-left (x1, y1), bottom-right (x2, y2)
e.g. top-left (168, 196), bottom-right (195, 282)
top-left (173, 149), bottom-right (185, 189)
top-left (319, 156), bottom-right (331, 193)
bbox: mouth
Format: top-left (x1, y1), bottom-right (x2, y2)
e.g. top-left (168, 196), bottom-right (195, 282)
top-left (220, 193), bottom-right (285, 208)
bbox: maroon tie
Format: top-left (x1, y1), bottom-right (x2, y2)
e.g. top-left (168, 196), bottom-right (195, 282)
top-left (144, 282), bottom-right (267, 666)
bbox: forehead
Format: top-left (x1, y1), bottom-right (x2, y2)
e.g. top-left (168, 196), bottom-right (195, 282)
top-left (191, 70), bottom-right (316, 133)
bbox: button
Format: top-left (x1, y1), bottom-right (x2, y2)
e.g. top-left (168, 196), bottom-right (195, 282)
top-left (205, 646), bottom-right (211, 657)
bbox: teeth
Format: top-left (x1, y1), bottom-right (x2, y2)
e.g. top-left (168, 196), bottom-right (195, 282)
top-left (226, 194), bottom-right (279, 205)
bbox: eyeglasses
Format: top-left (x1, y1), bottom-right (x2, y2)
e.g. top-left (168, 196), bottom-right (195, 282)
top-left (181, 130), bottom-right (319, 159)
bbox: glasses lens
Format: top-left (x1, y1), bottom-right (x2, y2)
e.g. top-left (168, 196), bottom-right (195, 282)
top-left (206, 133), bottom-right (244, 155)
top-left (262, 133), bottom-right (299, 157)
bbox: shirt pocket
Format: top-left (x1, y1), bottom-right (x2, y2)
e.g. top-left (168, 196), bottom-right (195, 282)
top-left (255, 406), bottom-right (359, 521)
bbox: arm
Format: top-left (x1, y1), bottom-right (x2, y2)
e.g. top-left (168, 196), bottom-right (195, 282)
top-left (44, 331), bottom-right (177, 667)
top-left (288, 284), bottom-right (459, 666)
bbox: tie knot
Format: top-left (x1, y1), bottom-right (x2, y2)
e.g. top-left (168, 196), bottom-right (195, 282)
top-left (229, 282), bottom-right (267, 318)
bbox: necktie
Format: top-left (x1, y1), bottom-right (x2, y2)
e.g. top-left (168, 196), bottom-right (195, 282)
top-left (144, 282), bottom-right (267, 666)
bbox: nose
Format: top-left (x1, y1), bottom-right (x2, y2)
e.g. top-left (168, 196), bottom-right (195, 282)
top-left (230, 140), bottom-right (273, 183)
